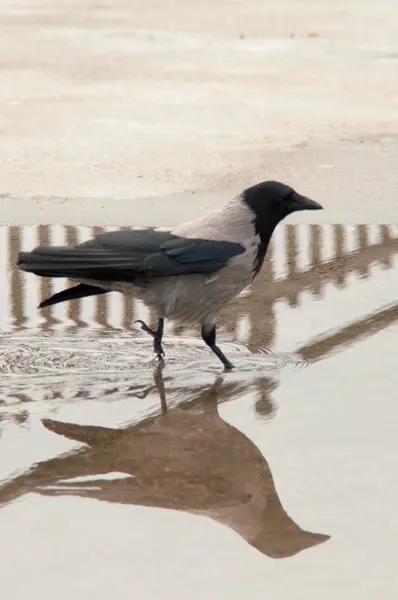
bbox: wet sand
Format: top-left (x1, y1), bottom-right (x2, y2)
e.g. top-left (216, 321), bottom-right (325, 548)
top-left (1, 223), bottom-right (397, 599)
top-left (2, 140), bottom-right (398, 226)
top-left (0, 0), bottom-right (398, 220)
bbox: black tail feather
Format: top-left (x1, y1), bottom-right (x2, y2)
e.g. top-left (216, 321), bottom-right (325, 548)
top-left (39, 284), bottom-right (108, 309)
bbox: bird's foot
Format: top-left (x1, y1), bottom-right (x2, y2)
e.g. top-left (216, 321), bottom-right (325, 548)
top-left (134, 319), bottom-right (156, 338)
top-left (222, 360), bottom-right (235, 371)
top-left (211, 345), bottom-right (234, 370)
top-left (154, 339), bottom-right (165, 362)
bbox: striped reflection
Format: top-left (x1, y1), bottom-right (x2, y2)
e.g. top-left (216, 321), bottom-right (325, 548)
top-left (3, 224), bottom-right (398, 352)
top-left (37, 225), bottom-right (57, 331)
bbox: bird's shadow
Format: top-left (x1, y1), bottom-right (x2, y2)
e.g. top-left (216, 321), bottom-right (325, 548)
top-left (0, 366), bottom-right (329, 559)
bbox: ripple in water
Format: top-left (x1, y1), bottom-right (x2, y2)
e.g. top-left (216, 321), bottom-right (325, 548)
top-left (0, 331), bottom-right (307, 409)
top-left (0, 332), bottom-right (306, 374)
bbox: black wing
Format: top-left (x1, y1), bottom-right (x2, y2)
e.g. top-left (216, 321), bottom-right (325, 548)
top-left (18, 229), bottom-right (245, 281)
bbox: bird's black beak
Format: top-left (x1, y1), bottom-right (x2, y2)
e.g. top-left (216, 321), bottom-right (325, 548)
top-left (290, 192), bottom-right (323, 211)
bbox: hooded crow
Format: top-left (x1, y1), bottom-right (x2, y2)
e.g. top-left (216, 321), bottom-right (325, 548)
top-left (18, 181), bottom-right (322, 369)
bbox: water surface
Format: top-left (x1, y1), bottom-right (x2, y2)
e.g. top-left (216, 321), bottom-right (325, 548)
top-left (0, 223), bottom-right (397, 599)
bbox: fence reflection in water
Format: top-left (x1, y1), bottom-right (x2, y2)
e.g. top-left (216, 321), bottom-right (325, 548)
top-left (3, 224), bottom-right (397, 352)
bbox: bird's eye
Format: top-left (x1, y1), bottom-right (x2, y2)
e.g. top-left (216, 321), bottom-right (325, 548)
top-left (284, 191), bottom-right (294, 202)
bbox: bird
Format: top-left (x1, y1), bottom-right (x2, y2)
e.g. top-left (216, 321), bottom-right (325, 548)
top-left (18, 181), bottom-right (322, 369)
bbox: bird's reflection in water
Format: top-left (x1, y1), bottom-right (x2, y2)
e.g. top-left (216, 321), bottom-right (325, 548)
top-left (0, 366), bottom-right (329, 559)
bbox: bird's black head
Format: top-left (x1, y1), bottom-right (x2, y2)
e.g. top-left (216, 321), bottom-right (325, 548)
top-left (243, 180), bottom-right (323, 243)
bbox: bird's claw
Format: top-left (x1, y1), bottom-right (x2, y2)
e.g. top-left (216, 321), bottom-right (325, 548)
top-left (154, 342), bottom-right (165, 361)
top-left (134, 319), bottom-right (156, 338)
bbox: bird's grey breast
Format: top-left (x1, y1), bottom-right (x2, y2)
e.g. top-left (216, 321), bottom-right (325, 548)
top-left (137, 243), bottom-right (257, 325)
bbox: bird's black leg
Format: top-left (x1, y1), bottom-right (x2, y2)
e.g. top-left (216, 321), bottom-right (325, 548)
top-left (201, 325), bottom-right (234, 370)
top-left (135, 318), bottom-right (165, 361)
top-left (153, 318), bottom-right (165, 361)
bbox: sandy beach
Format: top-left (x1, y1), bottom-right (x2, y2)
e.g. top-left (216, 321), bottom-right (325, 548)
top-left (0, 0), bottom-right (397, 223)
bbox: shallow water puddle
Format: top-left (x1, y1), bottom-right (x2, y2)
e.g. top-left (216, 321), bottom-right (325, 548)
top-left (0, 223), bottom-right (397, 599)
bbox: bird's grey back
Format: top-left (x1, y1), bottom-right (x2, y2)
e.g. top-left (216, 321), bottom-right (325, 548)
top-left (172, 194), bottom-right (257, 246)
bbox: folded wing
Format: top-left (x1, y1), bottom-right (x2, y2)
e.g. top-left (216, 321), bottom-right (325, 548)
top-left (18, 229), bottom-right (245, 282)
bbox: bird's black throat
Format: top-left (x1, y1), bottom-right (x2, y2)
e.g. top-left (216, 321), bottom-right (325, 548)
top-left (250, 215), bottom-right (281, 277)
top-left (252, 240), bottom-right (267, 276)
